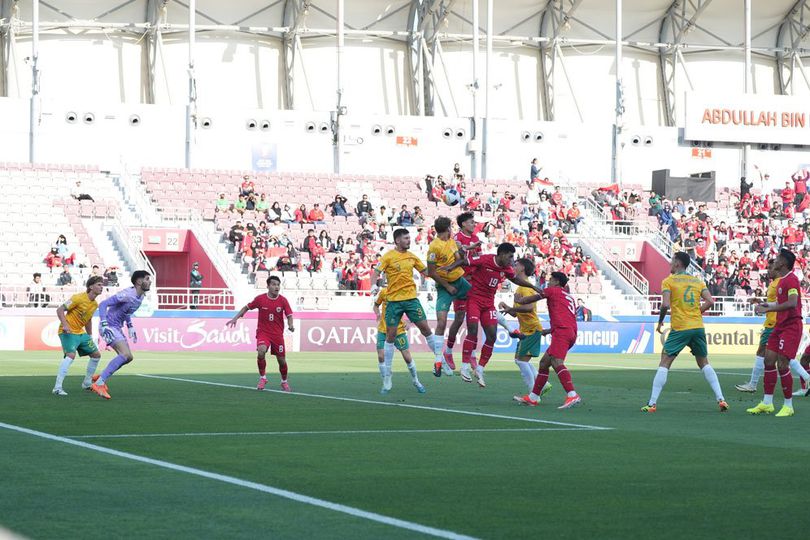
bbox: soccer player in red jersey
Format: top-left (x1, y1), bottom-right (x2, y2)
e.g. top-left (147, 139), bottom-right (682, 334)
top-left (511, 271), bottom-right (583, 409)
top-left (444, 212), bottom-right (483, 371)
top-left (441, 242), bottom-right (542, 387)
top-left (227, 275), bottom-right (295, 392)
top-left (749, 249), bottom-right (804, 416)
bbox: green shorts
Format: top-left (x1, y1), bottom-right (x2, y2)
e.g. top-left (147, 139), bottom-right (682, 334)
top-left (759, 327), bottom-right (774, 347)
top-left (376, 331), bottom-right (409, 351)
top-left (664, 328), bottom-right (708, 358)
top-left (59, 333), bottom-right (98, 357)
top-left (436, 277), bottom-right (472, 313)
top-left (385, 298), bottom-right (427, 328)
top-left (516, 331), bottom-right (543, 358)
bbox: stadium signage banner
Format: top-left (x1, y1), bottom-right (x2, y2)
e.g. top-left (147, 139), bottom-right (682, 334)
top-left (684, 92), bottom-right (810, 145)
top-left (653, 323), bottom-right (776, 355)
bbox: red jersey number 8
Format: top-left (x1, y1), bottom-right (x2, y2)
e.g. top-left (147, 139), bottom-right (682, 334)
top-left (268, 313), bottom-right (275, 321)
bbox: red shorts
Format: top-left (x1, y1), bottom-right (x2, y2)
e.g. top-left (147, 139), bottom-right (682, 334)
top-left (465, 296), bottom-right (497, 327)
top-left (766, 321), bottom-right (802, 359)
top-left (547, 328), bottom-right (577, 360)
top-left (452, 298), bottom-right (468, 313)
top-left (257, 334), bottom-right (286, 356)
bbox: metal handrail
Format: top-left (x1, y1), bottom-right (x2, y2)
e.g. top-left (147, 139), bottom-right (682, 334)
top-left (0, 285), bottom-right (234, 310)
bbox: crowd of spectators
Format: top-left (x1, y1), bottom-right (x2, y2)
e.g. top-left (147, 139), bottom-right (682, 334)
top-left (41, 234), bottom-right (119, 291)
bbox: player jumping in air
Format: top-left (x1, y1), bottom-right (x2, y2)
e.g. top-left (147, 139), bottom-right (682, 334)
top-left (227, 275), bottom-right (295, 392)
top-left (443, 212), bottom-right (483, 372)
top-left (440, 242), bottom-right (542, 387)
top-left (90, 270), bottom-right (152, 400)
top-left (498, 257), bottom-right (552, 397)
top-left (737, 259), bottom-right (810, 394)
top-left (427, 216), bottom-right (472, 377)
top-left (511, 271), bottom-right (581, 409)
top-left (643, 252), bottom-right (727, 413)
top-left (372, 228), bottom-right (450, 385)
top-left (52, 276), bottom-right (105, 396)
top-left (373, 287), bottom-right (425, 394)
top-left (748, 249), bottom-right (804, 416)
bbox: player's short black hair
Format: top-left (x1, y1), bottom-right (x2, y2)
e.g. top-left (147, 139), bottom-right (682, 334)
top-left (516, 257), bottom-right (535, 277)
top-left (551, 271), bottom-right (569, 287)
top-left (267, 275), bottom-right (281, 285)
top-left (496, 242), bottom-right (516, 256)
top-left (85, 276), bottom-right (104, 289)
top-left (131, 270), bottom-right (151, 285)
top-left (456, 212), bottom-right (475, 228)
top-left (779, 248), bottom-right (796, 270)
top-left (673, 251), bottom-right (691, 270)
top-left (434, 216), bottom-right (452, 234)
top-left (393, 228), bottom-right (409, 242)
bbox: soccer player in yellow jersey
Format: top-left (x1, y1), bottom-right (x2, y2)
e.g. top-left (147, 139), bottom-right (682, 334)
top-left (642, 252), bottom-right (728, 413)
top-left (51, 276), bottom-right (105, 396)
top-left (498, 258), bottom-right (552, 396)
top-left (372, 228), bottom-right (446, 384)
top-left (427, 217), bottom-right (472, 377)
top-left (373, 287), bottom-right (425, 394)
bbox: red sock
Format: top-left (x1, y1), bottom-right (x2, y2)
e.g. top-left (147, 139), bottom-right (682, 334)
top-left (554, 364), bottom-right (576, 393)
top-left (532, 368), bottom-right (550, 396)
top-left (257, 357), bottom-right (267, 377)
top-left (779, 368), bottom-right (793, 399)
top-left (462, 337), bottom-right (476, 365)
top-left (479, 342), bottom-right (494, 367)
top-left (279, 359), bottom-right (288, 381)
top-left (763, 368), bottom-right (777, 395)
top-left (447, 335), bottom-right (456, 349)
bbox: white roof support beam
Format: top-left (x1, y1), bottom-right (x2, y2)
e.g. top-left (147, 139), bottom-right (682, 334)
top-left (0, 0), bottom-right (17, 97)
top-left (539, 0), bottom-right (586, 122)
top-left (777, 0), bottom-right (810, 94)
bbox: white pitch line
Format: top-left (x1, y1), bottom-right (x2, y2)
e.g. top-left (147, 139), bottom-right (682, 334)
top-left (566, 362), bottom-right (751, 377)
top-left (69, 427), bottom-right (591, 440)
top-left (0, 421), bottom-right (477, 540)
top-left (136, 374), bottom-right (613, 431)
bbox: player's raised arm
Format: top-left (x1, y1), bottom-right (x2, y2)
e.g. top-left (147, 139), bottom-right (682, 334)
top-left (699, 287), bottom-right (714, 314)
top-left (657, 290), bottom-right (671, 334)
top-left (507, 274), bottom-right (543, 294)
top-left (226, 304), bottom-right (251, 327)
top-left (439, 251), bottom-right (469, 274)
top-left (515, 289), bottom-right (545, 305)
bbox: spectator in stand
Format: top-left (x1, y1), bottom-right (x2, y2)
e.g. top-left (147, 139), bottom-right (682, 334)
top-left (70, 180), bottom-right (95, 202)
top-left (56, 267), bottom-right (73, 287)
top-left (255, 194), bottom-right (269, 213)
top-left (27, 273), bottom-right (48, 307)
top-left (329, 195), bottom-right (349, 217)
top-left (567, 202), bottom-right (583, 232)
top-left (356, 194), bottom-right (373, 217)
top-left (318, 230), bottom-right (333, 251)
top-left (216, 193), bottom-right (231, 213)
top-left (576, 299), bottom-right (592, 322)
top-left (45, 247), bottom-right (62, 272)
top-left (356, 259), bottom-right (372, 294)
top-left (269, 201), bottom-right (282, 220)
top-left (519, 205), bottom-right (536, 231)
top-left (453, 163), bottom-right (464, 183)
top-left (189, 262), bottom-right (203, 309)
top-left (551, 186), bottom-right (564, 206)
top-left (530, 158), bottom-right (541, 183)
top-left (276, 253), bottom-right (295, 272)
top-left (740, 176), bottom-right (753, 198)
top-left (308, 203), bottom-right (326, 224)
top-left (91, 265), bottom-right (103, 278)
top-left (397, 204), bottom-right (413, 226)
top-left (240, 175), bottom-right (255, 197)
top-left (413, 206), bottom-right (425, 226)
top-left (525, 182), bottom-right (541, 205)
top-left (341, 262), bottom-right (358, 291)
top-left (245, 193), bottom-right (257, 211)
top-left (295, 204), bottom-right (309, 224)
top-left (343, 237), bottom-right (356, 254)
top-left (332, 255), bottom-right (345, 280)
top-left (465, 192), bottom-right (483, 212)
top-left (429, 180), bottom-right (444, 203)
top-left (783, 219), bottom-right (799, 247)
top-left (648, 192), bottom-right (662, 217)
top-left (781, 181), bottom-right (795, 210)
top-left (792, 168), bottom-right (809, 207)
top-left (104, 266), bottom-right (119, 286)
top-left (228, 220), bottom-right (245, 248)
top-left (498, 191), bottom-right (515, 212)
top-left (308, 254), bottom-right (323, 273)
top-left (487, 190), bottom-right (499, 211)
top-left (280, 204), bottom-right (294, 223)
top-left (234, 195), bottom-right (247, 215)
top-left (333, 235), bottom-right (345, 253)
top-left (379, 205), bottom-right (395, 225)
top-left (302, 229), bottom-right (318, 254)
top-left (673, 197), bottom-right (685, 215)
top-left (55, 235), bottom-right (75, 266)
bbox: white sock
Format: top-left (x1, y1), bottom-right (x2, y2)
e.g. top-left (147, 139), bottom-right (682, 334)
top-left (378, 362), bottom-right (386, 380)
top-left (529, 392), bottom-right (540, 401)
top-left (55, 356), bottom-right (74, 388)
top-left (383, 342), bottom-right (395, 374)
top-left (476, 365), bottom-right (484, 376)
top-left (763, 394), bottom-right (774, 405)
top-left (649, 367), bottom-right (668, 405)
top-left (84, 357), bottom-right (100, 384)
top-left (425, 333), bottom-right (443, 362)
top-left (749, 356), bottom-right (765, 386)
top-left (515, 360), bottom-right (535, 391)
top-left (789, 359), bottom-right (810, 382)
top-left (702, 365), bottom-right (724, 401)
top-left (406, 361), bottom-right (418, 381)
top-left (495, 311), bottom-right (510, 331)
top-left (784, 397), bottom-right (793, 408)
top-left (260, 375), bottom-right (267, 380)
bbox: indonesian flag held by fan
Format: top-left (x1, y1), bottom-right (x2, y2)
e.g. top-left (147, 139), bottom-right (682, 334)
top-left (597, 183), bottom-right (620, 195)
top-left (533, 176), bottom-right (555, 186)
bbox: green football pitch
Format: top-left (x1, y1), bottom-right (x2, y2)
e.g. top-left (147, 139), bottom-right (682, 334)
top-left (1, 351), bottom-right (809, 539)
